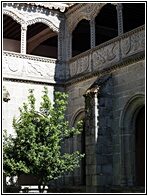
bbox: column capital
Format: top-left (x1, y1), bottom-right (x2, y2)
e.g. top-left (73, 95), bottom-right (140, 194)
top-left (116, 3), bottom-right (123, 10)
top-left (89, 18), bottom-right (95, 25)
top-left (21, 24), bottom-right (27, 31)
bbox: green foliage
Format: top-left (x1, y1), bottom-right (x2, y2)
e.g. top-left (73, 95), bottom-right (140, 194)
top-left (3, 87), bottom-right (84, 192)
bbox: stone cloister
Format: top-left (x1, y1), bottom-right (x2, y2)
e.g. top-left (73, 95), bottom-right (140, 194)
top-left (3, 2), bottom-right (145, 193)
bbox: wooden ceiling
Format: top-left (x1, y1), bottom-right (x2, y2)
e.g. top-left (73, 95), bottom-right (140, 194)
top-left (3, 3), bottom-right (145, 55)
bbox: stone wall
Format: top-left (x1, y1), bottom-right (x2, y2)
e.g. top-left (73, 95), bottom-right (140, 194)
top-left (112, 59), bottom-right (145, 187)
top-left (63, 58), bottom-right (145, 192)
top-left (3, 81), bottom-right (55, 135)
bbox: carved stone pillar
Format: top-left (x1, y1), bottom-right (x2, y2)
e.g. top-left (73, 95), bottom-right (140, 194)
top-left (58, 17), bottom-right (66, 61)
top-left (21, 24), bottom-right (27, 54)
top-left (116, 3), bottom-right (124, 35)
top-left (90, 18), bottom-right (96, 48)
top-left (67, 33), bottom-right (72, 60)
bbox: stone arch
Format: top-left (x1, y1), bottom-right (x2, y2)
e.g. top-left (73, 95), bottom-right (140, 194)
top-left (120, 94), bottom-right (145, 129)
top-left (68, 3), bottom-right (117, 34)
top-left (70, 108), bottom-right (86, 185)
top-left (71, 108), bottom-right (85, 127)
top-left (119, 94), bottom-right (145, 186)
top-left (3, 8), bottom-right (25, 25)
top-left (26, 18), bottom-right (59, 33)
top-left (91, 2), bottom-right (117, 19)
top-left (26, 17), bottom-right (59, 56)
top-left (27, 26), bottom-right (57, 54)
top-left (69, 15), bottom-right (89, 34)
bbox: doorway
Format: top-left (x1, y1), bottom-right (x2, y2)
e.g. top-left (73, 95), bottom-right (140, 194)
top-left (135, 106), bottom-right (145, 186)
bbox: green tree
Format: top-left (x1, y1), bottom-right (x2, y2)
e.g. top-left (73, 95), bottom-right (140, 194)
top-left (3, 87), bottom-right (84, 193)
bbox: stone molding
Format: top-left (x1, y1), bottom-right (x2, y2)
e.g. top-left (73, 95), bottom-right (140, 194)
top-left (3, 8), bottom-right (24, 25)
top-left (25, 2), bottom-right (72, 12)
top-left (26, 17), bottom-right (59, 32)
top-left (3, 51), bottom-right (57, 63)
top-left (3, 3), bottom-right (61, 17)
top-left (70, 108), bottom-right (85, 127)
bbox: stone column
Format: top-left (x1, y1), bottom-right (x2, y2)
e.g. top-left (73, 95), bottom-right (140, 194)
top-left (84, 74), bottom-right (113, 193)
top-left (58, 17), bottom-right (65, 61)
top-left (66, 33), bottom-right (72, 60)
top-left (21, 24), bottom-right (27, 54)
top-left (84, 90), bottom-right (98, 193)
top-left (90, 18), bottom-right (96, 48)
top-left (116, 3), bottom-right (124, 36)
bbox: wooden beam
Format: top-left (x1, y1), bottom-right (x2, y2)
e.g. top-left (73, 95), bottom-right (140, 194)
top-left (27, 27), bottom-right (57, 53)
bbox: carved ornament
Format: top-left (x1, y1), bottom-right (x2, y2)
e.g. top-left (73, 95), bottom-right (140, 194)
top-left (121, 27), bottom-right (145, 57)
top-left (69, 56), bottom-right (89, 77)
top-left (26, 17), bottom-right (59, 32)
top-left (3, 8), bottom-right (25, 25)
top-left (3, 52), bottom-right (58, 82)
top-left (67, 25), bottom-right (144, 81)
top-left (3, 6), bottom-right (60, 32)
top-left (93, 42), bottom-right (119, 70)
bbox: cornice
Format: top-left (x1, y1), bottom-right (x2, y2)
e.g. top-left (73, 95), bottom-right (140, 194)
top-left (3, 3), bottom-right (61, 17)
top-left (25, 2), bottom-right (70, 12)
top-left (3, 77), bottom-right (65, 87)
top-left (3, 51), bottom-right (57, 64)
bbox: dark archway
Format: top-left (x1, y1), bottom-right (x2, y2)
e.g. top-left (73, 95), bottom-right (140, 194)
top-left (119, 94), bottom-right (145, 186)
top-left (27, 23), bottom-right (58, 58)
top-left (3, 14), bottom-right (21, 53)
top-left (95, 4), bottom-right (118, 46)
top-left (72, 110), bottom-right (86, 185)
top-left (72, 19), bottom-right (90, 57)
top-left (135, 106), bottom-right (145, 186)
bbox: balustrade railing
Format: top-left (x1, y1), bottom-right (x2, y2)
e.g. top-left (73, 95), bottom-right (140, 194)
top-left (67, 25), bottom-right (145, 79)
top-left (3, 52), bottom-right (65, 83)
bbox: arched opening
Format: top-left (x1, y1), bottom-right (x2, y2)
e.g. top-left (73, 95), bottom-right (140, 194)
top-left (135, 106), bottom-right (145, 186)
top-left (122, 3), bottom-right (145, 33)
top-left (3, 14), bottom-right (21, 53)
top-left (76, 120), bottom-right (86, 185)
top-left (95, 4), bottom-right (118, 46)
top-left (72, 19), bottom-right (90, 57)
top-left (120, 95), bottom-right (145, 186)
top-left (72, 111), bottom-right (86, 185)
top-left (27, 23), bottom-right (58, 58)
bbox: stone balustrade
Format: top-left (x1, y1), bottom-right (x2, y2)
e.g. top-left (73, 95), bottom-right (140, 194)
top-left (67, 25), bottom-right (145, 79)
top-left (3, 52), bottom-right (66, 83)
